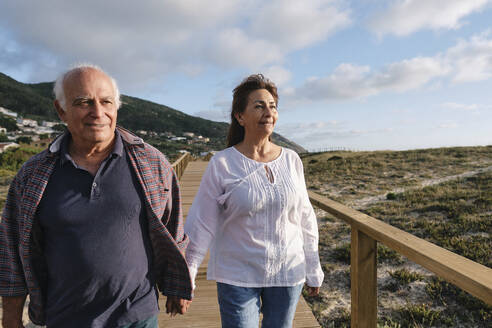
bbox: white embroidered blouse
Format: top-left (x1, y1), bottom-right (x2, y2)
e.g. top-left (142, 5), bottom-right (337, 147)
top-left (184, 147), bottom-right (324, 288)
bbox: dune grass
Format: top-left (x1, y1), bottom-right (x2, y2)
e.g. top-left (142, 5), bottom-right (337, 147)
top-left (303, 146), bottom-right (491, 327)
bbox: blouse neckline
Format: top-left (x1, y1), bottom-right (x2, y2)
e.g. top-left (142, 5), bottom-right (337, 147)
top-left (231, 146), bottom-right (284, 165)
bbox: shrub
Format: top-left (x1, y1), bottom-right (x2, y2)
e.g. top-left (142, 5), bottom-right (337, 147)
top-left (378, 244), bottom-right (404, 264)
top-left (386, 192), bottom-right (398, 200)
top-left (426, 277), bottom-right (492, 323)
top-left (327, 155), bottom-right (343, 161)
top-left (332, 243), bottom-right (351, 264)
top-left (388, 268), bottom-right (424, 284)
top-left (397, 303), bottom-right (444, 327)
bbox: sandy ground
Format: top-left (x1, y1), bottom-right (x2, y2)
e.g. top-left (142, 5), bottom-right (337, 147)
top-left (350, 164), bottom-right (492, 209)
top-left (310, 166), bottom-right (491, 327)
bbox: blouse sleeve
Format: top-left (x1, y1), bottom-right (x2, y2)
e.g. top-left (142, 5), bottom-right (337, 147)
top-left (184, 157), bottom-right (222, 288)
top-left (295, 155), bottom-right (325, 287)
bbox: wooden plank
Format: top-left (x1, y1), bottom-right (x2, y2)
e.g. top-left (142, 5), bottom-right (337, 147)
top-left (309, 190), bottom-right (492, 306)
top-left (351, 229), bottom-right (377, 328)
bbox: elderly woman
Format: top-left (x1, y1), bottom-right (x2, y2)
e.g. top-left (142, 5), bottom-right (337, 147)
top-left (184, 74), bottom-right (324, 328)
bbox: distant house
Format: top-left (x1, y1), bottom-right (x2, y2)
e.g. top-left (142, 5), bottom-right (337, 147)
top-left (42, 121), bottom-right (58, 128)
top-left (194, 136), bottom-right (210, 143)
top-left (161, 132), bottom-right (174, 137)
top-left (35, 126), bottom-right (56, 135)
top-left (183, 132), bottom-right (195, 138)
top-left (0, 142), bottom-right (19, 153)
top-left (0, 107), bottom-right (18, 118)
top-left (32, 138), bottom-right (53, 148)
top-left (17, 118), bottom-right (38, 127)
top-left (171, 137), bottom-right (186, 141)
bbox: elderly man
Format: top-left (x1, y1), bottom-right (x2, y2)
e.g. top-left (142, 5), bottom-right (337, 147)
top-left (0, 65), bottom-right (192, 328)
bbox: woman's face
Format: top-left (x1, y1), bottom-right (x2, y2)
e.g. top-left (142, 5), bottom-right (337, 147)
top-left (235, 89), bottom-right (278, 139)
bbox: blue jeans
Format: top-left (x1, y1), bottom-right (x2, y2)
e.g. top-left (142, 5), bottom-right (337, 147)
top-left (216, 282), bottom-right (303, 328)
top-left (119, 315), bottom-right (158, 328)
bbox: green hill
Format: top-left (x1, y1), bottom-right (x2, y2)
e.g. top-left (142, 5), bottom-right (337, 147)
top-left (0, 72), bottom-right (306, 153)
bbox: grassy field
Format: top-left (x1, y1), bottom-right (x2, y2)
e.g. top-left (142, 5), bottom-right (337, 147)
top-left (302, 146), bottom-right (492, 327)
top-left (303, 146), bottom-right (492, 207)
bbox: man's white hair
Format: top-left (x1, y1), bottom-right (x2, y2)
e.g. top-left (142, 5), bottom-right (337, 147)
top-left (53, 63), bottom-right (121, 111)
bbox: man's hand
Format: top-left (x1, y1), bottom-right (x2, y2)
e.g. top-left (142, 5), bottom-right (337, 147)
top-left (2, 295), bottom-right (26, 328)
top-left (165, 296), bottom-right (191, 317)
top-left (304, 285), bottom-right (320, 297)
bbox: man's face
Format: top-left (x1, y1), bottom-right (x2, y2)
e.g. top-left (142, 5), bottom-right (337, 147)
top-left (56, 68), bottom-right (118, 148)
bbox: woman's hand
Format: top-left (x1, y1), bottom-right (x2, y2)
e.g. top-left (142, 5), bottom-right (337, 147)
top-left (304, 285), bottom-right (320, 297)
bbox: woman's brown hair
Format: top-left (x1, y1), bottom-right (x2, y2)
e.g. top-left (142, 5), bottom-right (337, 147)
top-left (227, 74), bottom-right (278, 147)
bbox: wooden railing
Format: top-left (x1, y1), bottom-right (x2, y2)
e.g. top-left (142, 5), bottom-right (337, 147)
top-left (308, 191), bottom-right (492, 328)
top-left (172, 152), bottom-right (191, 180)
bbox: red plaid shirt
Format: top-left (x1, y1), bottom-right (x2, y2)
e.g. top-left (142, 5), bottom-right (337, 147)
top-left (0, 127), bottom-right (192, 325)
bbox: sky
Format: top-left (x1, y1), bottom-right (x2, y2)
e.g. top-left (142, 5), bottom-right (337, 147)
top-left (1, 0), bottom-right (491, 151)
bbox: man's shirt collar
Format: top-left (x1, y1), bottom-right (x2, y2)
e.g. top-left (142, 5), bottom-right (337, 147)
top-left (59, 130), bottom-right (124, 167)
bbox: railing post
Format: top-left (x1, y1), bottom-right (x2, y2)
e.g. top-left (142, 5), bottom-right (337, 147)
top-left (172, 152), bottom-right (191, 180)
top-left (351, 228), bottom-right (377, 328)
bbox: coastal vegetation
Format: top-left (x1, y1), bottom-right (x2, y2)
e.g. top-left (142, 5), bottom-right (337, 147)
top-left (302, 146), bottom-right (491, 327)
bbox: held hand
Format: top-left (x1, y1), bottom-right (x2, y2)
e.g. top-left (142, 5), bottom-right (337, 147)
top-left (304, 285), bottom-right (320, 297)
top-left (165, 296), bottom-right (192, 317)
top-left (2, 296), bottom-right (26, 328)
top-left (1, 318), bottom-right (24, 328)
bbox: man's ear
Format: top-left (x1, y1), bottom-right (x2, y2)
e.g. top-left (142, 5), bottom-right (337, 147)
top-left (54, 100), bottom-right (66, 122)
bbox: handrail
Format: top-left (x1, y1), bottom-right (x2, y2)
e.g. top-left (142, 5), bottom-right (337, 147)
top-left (172, 152), bottom-right (191, 180)
top-left (308, 190), bottom-right (492, 327)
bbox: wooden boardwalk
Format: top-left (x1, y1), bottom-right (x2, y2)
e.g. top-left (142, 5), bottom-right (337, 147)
top-left (159, 161), bottom-right (320, 327)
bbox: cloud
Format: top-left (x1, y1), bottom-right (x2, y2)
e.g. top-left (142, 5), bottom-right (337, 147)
top-left (446, 31), bottom-right (492, 82)
top-left (287, 31), bottom-right (492, 103)
top-left (369, 0), bottom-right (492, 37)
top-left (290, 57), bottom-right (449, 101)
top-left (249, 0), bottom-right (351, 50)
top-left (440, 102), bottom-right (492, 114)
top-left (0, 0), bottom-right (350, 89)
top-left (263, 66), bottom-right (292, 87)
top-left (440, 102), bottom-right (480, 111)
top-left (206, 28), bottom-right (284, 69)
top-left (275, 120), bottom-right (394, 149)
top-left (437, 121), bottom-right (459, 129)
